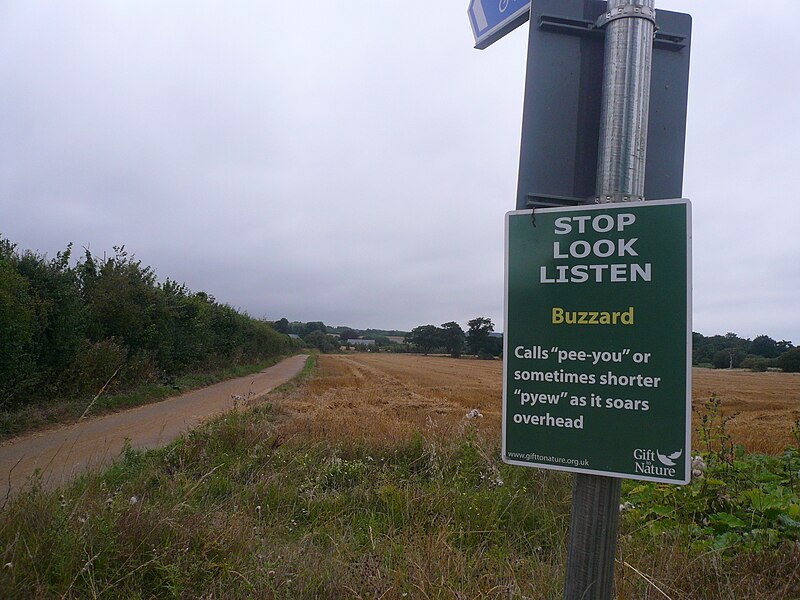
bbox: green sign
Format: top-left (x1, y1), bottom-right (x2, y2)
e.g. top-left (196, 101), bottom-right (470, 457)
top-left (503, 199), bottom-right (691, 484)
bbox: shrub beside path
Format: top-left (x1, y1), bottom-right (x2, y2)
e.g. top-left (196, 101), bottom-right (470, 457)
top-left (0, 354), bottom-right (309, 502)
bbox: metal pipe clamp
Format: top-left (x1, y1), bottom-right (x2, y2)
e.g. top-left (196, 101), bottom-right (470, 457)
top-left (595, 5), bottom-right (657, 29)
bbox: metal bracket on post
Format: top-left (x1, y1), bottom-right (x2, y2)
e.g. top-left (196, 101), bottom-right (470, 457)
top-left (595, 4), bottom-right (657, 30)
top-left (537, 13), bottom-right (685, 50)
top-left (593, 193), bottom-right (646, 204)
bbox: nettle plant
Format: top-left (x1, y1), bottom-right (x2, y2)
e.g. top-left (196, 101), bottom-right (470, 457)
top-left (622, 395), bottom-right (800, 553)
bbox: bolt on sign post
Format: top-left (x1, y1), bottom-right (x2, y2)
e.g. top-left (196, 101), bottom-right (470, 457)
top-left (468, 0), bottom-right (691, 598)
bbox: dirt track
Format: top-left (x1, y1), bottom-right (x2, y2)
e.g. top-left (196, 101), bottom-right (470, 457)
top-left (0, 355), bottom-right (308, 502)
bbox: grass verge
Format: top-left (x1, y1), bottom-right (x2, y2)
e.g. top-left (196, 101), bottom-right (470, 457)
top-left (0, 354), bottom-right (298, 442)
top-left (1, 359), bottom-right (798, 598)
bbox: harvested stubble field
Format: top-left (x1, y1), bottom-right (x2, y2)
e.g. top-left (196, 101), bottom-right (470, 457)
top-left (279, 354), bottom-right (505, 446)
top-left (2, 354), bottom-right (799, 599)
top-left (691, 368), bottom-right (800, 454)
top-left (292, 355), bottom-right (800, 455)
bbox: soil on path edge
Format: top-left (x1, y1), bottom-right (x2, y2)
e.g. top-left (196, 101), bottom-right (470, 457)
top-left (0, 355), bottom-right (309, 502)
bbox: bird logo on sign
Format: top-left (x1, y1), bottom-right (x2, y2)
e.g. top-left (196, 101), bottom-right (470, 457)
top-left (656, 449), bottom-right (683, 467)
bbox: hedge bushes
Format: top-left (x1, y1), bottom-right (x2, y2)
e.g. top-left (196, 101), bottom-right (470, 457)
top-left (0, 237), bottom-right (298, 410)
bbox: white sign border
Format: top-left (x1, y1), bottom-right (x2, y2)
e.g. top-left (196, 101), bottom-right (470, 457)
top-left (501, 198), bottom-right (693, 485)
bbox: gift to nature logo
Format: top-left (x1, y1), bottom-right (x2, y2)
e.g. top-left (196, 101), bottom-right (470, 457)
top-left (633, 447), bottom-right (683, 478)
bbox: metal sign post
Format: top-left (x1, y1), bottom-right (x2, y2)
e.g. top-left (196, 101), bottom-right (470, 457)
top-left (565, 1), bottom-right (656, 597)
top-left (469, 0), bottom-right (691, 597)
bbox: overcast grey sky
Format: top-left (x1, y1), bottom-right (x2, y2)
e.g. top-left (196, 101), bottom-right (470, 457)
top-left (1, 1), bottom-right (798, 342)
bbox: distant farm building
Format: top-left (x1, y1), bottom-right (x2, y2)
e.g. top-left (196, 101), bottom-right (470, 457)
top-left (346, 339), bottom-right (375, 346)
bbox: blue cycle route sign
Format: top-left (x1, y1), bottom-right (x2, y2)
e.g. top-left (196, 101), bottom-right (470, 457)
top-left (468, 0), bottom-right (531, 49)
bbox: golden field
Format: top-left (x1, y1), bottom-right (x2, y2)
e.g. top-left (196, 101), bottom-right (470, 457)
top-left (281, 354), bottom-right (800, 455)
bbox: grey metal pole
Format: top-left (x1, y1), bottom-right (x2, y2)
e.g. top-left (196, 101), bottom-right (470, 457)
top-left (563, 1), bottom-right (656, 599)
top-left (596, 0), bottom-right (656, 201)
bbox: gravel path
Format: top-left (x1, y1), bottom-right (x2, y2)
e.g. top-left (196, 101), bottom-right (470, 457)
top-left (0, 355), bottom-right (308, 502)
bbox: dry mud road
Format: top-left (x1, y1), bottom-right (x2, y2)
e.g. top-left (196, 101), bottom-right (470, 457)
top-left (0, 355), bottom-right (308, 502)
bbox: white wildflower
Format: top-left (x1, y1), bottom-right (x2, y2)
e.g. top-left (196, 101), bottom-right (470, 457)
top-left (494, 476), bottom-right (504, 487)
top-left (465, 409), bottom-right (484, 420)
top-left (691, 456), bottom-right (707, 480)
top-left (129, 496), bottom-right (138, 506)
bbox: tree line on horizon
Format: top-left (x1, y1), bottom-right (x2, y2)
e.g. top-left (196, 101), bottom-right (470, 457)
top-left (265, 317), bottom-right (503, 358)
top-left (0, 237), bottom-right (299, 410)
top-left (405, 317), bottom-right (502, 358)
top-left (692, 331), bottom-right (798, 372)
top-left (274, 318), bottom-right (800, 372)
top-left (402, 323), bottom-right (799, 371)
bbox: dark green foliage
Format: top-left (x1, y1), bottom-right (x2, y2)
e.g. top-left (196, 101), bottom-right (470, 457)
top-left (404, 318), bottom-right (501, 358)
top-left (467, 317), bottom-right (500, 357)
top-left (363, 328), bottom-right (407, 338)
top-left (0, 255), bottom-right (38, 407)
top-left (750, 335), bottom-right (780, 359)
top-left (301, 321), bottom-right (327, 336)
top-left (777, 347), bottom-right (800, 373)
top-left (303, 330), bottom-right (340, 353)
top-left (692, 331), bottom-right (795, 368)
top-left (337, 327), bottom-right (359, 342)
top-left (712, 348), bottom-right (746, 369)
top-left (0, 235), bottom-right (299, 412)
top-left (272, 317), bottom-right (290, 334)
top-left (625, 396), bottom-right (800, 554)
top-left (694, 332), bottom-right (749, 368)
top-left (408, 325), bottom-right (442, 355)
top-left (440, 321), bottom-right (465, 358)
top-left (483, 334), bottom-right (503, 358)
top-left (739, 356), bottom-right (773, 372)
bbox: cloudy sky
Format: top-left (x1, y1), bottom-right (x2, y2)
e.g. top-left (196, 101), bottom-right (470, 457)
top-left (1, 1), bottom-right (798, 342)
